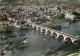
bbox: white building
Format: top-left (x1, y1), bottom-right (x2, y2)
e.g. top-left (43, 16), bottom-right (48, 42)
top-left (46, 16), bottom-right (50, 19)
top-left (27, 19), bottom-right (32, 23)
top-left (65, 13), bottom-right (75, 20)
top-left (0, 20), bottom-right (10, 26)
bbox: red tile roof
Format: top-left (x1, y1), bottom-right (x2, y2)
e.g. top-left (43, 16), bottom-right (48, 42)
top-left (0, 20), bottom-right (9, 21)
top-left (8, 16), bottom-right (13, 18)
top-left (14, 17), bottom-right (17, 19)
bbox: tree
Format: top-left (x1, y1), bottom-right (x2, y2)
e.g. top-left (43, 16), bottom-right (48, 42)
top-left (0, 36), bottom-right (5, 56)
top-left (72, 11), bottom-right (80, 16)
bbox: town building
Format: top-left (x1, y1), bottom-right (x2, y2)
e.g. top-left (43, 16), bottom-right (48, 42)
top-left (65, 13), bottom-right (75, 20)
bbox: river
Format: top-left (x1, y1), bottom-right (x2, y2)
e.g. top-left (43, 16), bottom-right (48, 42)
top-left (6, 21), bottom-right (80, 56)
top-left (10, 29), bottom-right (64, 56)
top-left (61, 21), bottom-right (80, 36)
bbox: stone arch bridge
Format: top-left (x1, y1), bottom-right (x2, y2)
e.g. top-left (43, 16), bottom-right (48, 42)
top-left (28, 23), bottom-right (78, 43)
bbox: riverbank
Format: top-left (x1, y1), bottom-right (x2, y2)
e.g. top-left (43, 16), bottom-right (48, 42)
top-left (45, 43), bottom-right (80, 56)
top-left (44, 51), bottom-right (80, 56)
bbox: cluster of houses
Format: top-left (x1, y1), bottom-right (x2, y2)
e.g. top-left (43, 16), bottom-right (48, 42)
top-left (0, 4), bottom-right (79, 26)
top-left (0, 6), bottom-right (26, 26)
top-left (25, 4), bottom-right (79, 22)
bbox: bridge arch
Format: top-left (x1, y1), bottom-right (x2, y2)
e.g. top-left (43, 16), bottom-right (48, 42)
top-left (57, 35), bottom-right (64, 42)
top-left (51, 33), bottom-right (57, 39)
top-left (65, 37), bottom-right (72, 41)
top-left (65, 37), bottom-right (72, 45)
top-left (38, 27), bottom-right (41, 31)
top-left (73, 40), bottom-right (78, 44)
top-left (33, 26), bottom-right (37, 29)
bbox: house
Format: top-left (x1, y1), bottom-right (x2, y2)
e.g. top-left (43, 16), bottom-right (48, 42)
top-left (0, 20), bottom-right (10, 25)
top-left (76, 8), bottom-right (80, 13)
top-left (65, 13), bottom-right (75, 20)
top-left (46, 16), bottom-right (51, 19)
top-left (0, 11), bottom-right (7, 15)
top-left (0, 16), bottom-right (10, 25)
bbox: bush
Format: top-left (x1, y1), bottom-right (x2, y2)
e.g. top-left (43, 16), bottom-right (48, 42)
top-left (50, 25), bottom-right (62, 31)
top-left (57, 44), bottom-right (80, 52)
top-left (51, 14), bottom-right (65, 20)
top-left (45, 52), bottom-right (53, 56)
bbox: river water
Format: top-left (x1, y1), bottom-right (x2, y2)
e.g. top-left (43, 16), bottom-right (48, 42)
top-left (10, 29), bottom-right (64, 56)
top-left (7, 21), bottom-right (80, 56)
top-left (61, 21), bottom-right (80, 36)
